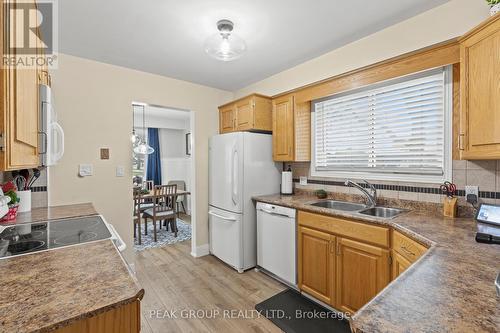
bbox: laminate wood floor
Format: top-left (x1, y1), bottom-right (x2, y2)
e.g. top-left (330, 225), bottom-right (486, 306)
top-left (134, 240), bottom-right (286, 333)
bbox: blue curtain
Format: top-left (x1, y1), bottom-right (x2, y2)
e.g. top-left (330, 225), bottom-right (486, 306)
top-left (146, 128), bottom-right (162, 185)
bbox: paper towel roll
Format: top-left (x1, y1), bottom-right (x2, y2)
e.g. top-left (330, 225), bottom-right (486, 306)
top-left (281, 171), bottom-right (293, 194)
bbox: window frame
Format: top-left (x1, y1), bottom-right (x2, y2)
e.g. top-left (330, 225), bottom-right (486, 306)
top-left (310, 66), bottom-right (453, 184)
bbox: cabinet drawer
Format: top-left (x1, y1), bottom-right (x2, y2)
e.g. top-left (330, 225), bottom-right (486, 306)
top-left (298, 211), bottom-right (390, 248)
top-left (392, 230), bottom-right (427, 263)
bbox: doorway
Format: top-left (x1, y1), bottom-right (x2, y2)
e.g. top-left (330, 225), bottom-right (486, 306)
top-left (131, 102), bottom-right (195, 252)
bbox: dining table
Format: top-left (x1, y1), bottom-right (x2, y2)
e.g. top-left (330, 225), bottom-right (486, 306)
top-left (133, 189), bottom-right (191, 244)
top-left (139, 189), bottom-right (191, 199)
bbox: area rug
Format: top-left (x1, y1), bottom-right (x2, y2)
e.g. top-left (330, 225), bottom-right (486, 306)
top-left (134, 219), bottom-right (191, 251)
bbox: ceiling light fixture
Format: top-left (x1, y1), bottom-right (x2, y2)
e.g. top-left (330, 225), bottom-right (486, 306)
top-left (204, 19), bottom-right (246, 62)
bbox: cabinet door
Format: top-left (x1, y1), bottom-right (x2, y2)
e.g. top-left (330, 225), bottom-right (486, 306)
top-left (298, 226), bottom-right (336, 305)
top-left (1, 0), bottom-right (40, 170)
top-left (336, 237), bottom-right (390, 314)
top-left (235, 97), bottom-right (253, 131)
top-left (219, 105), bottom-right (235, 133)
top-left (391, 250), bottom-right (411, 280)
top-left (460, 15), bottom-right (500, 159)
top-left (272, 94), bottom-right (294, 161)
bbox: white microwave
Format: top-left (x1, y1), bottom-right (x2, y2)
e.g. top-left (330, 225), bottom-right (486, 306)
top-left (39, 84), bottom-right (64, 166)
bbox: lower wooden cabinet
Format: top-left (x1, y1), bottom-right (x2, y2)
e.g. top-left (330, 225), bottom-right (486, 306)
top-left (391, 230), bottom-right (427, 279)
top-left (297, 226), bottom-right (336, 305)
top-left (391, 250), bottom-right (411, 279)
top-left (297, 211), bottom-right (426, 314)
top-left (335, 237), bottom-right (390, 314)
top-left (53, 300), bottom-right (141, 333)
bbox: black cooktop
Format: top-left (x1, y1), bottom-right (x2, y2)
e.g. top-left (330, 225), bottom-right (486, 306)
top-left (0, 216), bottom-right (111, 258)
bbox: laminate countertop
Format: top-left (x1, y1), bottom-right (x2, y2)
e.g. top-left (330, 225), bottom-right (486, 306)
top-left (0, 204), bottom-right (144, 333)
top-left (254, 194), bottom-right (500, 333)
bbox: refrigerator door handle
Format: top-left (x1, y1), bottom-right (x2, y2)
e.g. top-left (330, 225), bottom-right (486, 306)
top-left (231, 145), bottom-right (238, 206)
top-left (209, 210), bottom-right (237, 222)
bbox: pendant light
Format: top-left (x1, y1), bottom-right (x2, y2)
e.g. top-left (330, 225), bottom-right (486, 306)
top-left (131, 106), bottom-right (140, 144)
top-left (133, 105), bottom-right (154, 155)
top-left (204, 19), bottom-right (246, 61)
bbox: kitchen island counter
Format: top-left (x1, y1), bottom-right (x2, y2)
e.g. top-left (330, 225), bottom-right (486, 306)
top-left (0, 204), bottom-right (143, 333)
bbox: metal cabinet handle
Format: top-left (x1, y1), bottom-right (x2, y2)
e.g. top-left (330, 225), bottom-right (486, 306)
top-left (401, 246), bottom-right (416, 256)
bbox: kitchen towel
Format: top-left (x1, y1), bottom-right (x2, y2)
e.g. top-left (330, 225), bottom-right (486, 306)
top-left (281, 171), bottom-right (293, 194)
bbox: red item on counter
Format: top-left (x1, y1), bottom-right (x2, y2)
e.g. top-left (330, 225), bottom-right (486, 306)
top-left (1, 181), bottom-right (16, 194)
top-left (0, 205), bottom-right (18, 222)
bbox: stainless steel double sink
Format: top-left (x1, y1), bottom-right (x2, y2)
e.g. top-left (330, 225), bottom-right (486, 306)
top-left (310, 200), bottom-right (406, 219)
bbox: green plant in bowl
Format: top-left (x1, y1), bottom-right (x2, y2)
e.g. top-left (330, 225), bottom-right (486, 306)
top-left (315, 189), bottom-right (328, 199)
top-left (5, 190), bottom-right (19, 207)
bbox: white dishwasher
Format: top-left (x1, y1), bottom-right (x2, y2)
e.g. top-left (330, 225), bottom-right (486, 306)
top-left (256, 202), bottom-right (296, 287)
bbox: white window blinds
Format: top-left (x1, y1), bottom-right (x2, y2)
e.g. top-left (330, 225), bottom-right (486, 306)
top-left (313, 67), bottom-right (450, 178)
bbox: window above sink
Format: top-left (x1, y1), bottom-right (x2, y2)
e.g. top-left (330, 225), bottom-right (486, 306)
top-left (311, 67), bottom-right (452, 184)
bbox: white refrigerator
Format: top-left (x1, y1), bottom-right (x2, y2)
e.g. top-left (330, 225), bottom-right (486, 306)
top-left (209, 132), bottom-right (281, 273)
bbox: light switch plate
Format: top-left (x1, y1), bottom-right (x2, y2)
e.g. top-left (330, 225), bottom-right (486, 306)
top-left (116, 166), bottom-right (125, 177)
top-left (299, 176), bottom-right (308, 185)
top-left (78, 164), bottom-right (93, 177)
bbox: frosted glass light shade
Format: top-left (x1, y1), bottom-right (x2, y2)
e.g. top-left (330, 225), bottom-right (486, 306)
top-left (204, 33), bottom-right (246, 61)
top-left (133, 143), bottom-right (154, 155)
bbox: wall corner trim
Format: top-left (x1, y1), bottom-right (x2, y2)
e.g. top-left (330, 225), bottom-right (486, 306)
top-left (191, 244), bottom-right (210, 258)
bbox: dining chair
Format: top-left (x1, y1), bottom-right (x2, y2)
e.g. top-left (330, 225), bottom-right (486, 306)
top-left (132, 187), bottom-right (142, 245)
top-left (153, 184), bottom-right (178, 231)
top-left (143, 185), bottom-right (178, 241)
top-left (144, 180), bottom-right (154, 191)
top-left (168, 180), bottom-right (187, 214)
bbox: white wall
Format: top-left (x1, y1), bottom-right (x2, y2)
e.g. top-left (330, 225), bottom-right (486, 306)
top-left (159, 128), bottom-right (192, 212)
top-left (159, 128), bottom-right (189, 158)
top-left (133, 106), bottom-right (190, 130)
top-left (49, 54), bottom-right (232, 261)
top-left (235, 0), bottom-right (490, 98)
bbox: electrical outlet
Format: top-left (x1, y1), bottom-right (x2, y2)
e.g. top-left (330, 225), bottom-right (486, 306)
top-left (116, 166), bottom-right (125, 177)
top-left (465, 185), bottom-right (479, 205)
top-left (299, 176), bottom-right (308, 185)
top-left (465, 185), bottom-right (479, 197)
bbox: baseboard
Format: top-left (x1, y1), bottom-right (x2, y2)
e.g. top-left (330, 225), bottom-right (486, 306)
top-left (191, 243), bottom-right (210, 258)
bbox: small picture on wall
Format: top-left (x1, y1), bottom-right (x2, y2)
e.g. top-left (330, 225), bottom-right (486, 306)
top-left (186, 132), bottom-right (191, 156)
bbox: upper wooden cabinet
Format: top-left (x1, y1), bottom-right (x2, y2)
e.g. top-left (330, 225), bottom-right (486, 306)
top-left (219, 104), bottom-right (236, 133)
top-left (272, 94), bottom-right (310, 162)
top-left (459, 14), bottom-right (500, 159)
top-left (272, 94), bottom-right (294, 160)
top-left (218, 94), bottom-right (272, 134)
top-left (0, 0), bottom-right (43, 171)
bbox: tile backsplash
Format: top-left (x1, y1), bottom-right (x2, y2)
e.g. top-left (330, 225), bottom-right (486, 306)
top-left (0, 168), bottom-right (48, 208)
top-left (288, 160), bottom-right (500, 207)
